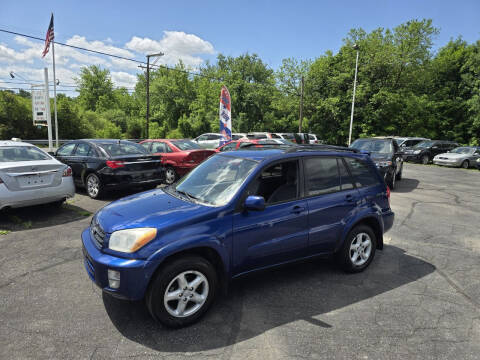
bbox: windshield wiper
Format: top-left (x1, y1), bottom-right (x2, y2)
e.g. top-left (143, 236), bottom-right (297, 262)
top-left (176, 189), bottom-right (200, 202)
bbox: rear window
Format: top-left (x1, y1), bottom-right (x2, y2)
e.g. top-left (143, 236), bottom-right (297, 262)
top-left (97, 142), bottom-right (147, 156)
top-left (0, 146), bottom-right (50, 162)
top-left (344, 158), bottom-right (379, 188)
top-left (170, 140), bottom-right (201, 151)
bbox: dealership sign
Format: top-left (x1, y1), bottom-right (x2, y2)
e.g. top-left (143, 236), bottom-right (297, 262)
top-left (31, 85), bottom-right (48, 125)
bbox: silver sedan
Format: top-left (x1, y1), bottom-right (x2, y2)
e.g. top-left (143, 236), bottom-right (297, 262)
top-left (433, 146), bottom-right (480, 169)
top-left (0, 141), bottom-right (75, 210)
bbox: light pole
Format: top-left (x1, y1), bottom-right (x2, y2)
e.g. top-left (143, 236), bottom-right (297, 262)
top-left (145, 52), bottom-right (164, 138)
top-left (348, 44), bottom-right (359, 146)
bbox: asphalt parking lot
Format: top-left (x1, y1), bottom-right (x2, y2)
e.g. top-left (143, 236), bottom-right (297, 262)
top-left (1, 164), bottom-right (479, 360)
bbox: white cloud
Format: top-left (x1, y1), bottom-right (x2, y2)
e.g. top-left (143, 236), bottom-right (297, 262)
top-left (126, 31), bottom-right (215, 68)
top-left (66, 35), bottom-right (135, 58)
top-left (111, 71), bottom-right (137, 89)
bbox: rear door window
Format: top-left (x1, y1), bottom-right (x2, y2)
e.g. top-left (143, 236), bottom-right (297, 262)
top-left (57, 143), bottom-right (76, 156)
top-left (151, 142), bottom-right (167, 153)
top-left (304, 157), bottom-right (341, 196)
top-left (344, 158), bottom-right (378, 188)
top-left (74, 143), bottom-right (91, 156)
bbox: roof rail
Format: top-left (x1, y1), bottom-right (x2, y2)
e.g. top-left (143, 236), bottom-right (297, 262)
top-left (286, 144), bottom-right (359, 153)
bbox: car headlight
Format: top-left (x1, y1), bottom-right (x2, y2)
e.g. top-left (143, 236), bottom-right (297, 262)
top-left (477, 158), bottom-right (480, 163)
top-left (376, 161), bottom-right (392, 167)
top-left (109, 228), bottom-right (157, 253)
top-left (413, 150), bottom-right (421, 154)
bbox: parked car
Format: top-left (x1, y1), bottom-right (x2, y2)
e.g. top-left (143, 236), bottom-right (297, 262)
top-left (350, 137), bottom-right (403, 190)
top-left (81, 145), bottom-right (394, 327)
top-left (216, 139), bottom-right (263, 152)
top-left (231, 133), bottom-right (247, 140)
top-left (192, 133), bottom-right (223, 149)
top-left (403, 140), bottom-right (459, 164)
top-left (55, 139), bottom-right (165, 199)
top-left (140, 139), bottom-right (215, 184)
top-left (393, 137), bottom-right (429, 148)
top-left (246, 132), bottom-right (277, 139)
top-left (0, 140), bottom-right (74, 210)
top-left (433, 146), bottom-right (480, 169)
top-left (275, 133), bottom-right (295, 141)
top-left (476, 158), bottom-right (480, 170)
top-left (308, 134), bottom-right (321, 144)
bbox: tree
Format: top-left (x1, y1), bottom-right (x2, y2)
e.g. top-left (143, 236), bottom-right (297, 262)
top-left (76, 65), bottom-right (114, 111)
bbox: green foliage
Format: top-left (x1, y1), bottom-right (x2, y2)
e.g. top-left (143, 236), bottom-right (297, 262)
top-left (1, 19), bottom-right (479, 146)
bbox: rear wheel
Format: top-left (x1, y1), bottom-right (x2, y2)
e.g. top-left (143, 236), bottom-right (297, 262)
top-left (388, 171), bottom-right (396, 190)
top-left (165, 166), bottom-right (177, 185)
top-left (85, 173), bottom-right (103, 199)
top-left (461, 160), bottom-right (469, 169)
top-left (337, 225), bottom-right (377, 273)
top-left (146, 255), bottom-right (217, 328)
top-left (421, 155), bottom-right (429, 165)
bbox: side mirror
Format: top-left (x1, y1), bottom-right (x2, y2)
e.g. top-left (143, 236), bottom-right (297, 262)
top-left (244, 195), bottom-right (265, 211)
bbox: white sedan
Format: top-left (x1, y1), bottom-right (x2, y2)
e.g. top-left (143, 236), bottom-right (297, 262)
top-left (0, 141), bottom-right (75, 210)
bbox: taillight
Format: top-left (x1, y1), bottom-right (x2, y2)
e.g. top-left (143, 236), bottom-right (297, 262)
top-left (106, 160), bottom-right (125, 169)
top-left (63, 167), bottom-right (72, 177)
top-left (386, 186), bottom-right (391, 206)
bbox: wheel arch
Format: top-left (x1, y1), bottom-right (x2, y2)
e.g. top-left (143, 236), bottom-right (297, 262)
top-left (82, 168), bottom-right (97, 186)
top-left (340, 216), bottom-right (384, 251)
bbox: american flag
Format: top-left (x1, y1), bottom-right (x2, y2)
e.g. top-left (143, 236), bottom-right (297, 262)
top-left (42, 14), bottom-right (54, 58)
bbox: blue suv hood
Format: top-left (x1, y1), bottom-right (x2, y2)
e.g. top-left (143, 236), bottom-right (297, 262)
top-left (95, 189), bottom-right (211, 233)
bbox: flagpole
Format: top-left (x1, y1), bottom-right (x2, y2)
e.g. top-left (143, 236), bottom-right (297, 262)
top-left (51, 13), bottom-right (58, 148)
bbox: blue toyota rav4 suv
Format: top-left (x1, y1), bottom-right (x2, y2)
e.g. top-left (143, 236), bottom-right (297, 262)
top-left (82, 145), bottom-right (394, 327)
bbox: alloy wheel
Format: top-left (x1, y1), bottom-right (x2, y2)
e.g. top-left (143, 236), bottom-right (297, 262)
top-left (349, 233), bottom-right (372, 266)
top-left (87, 175), bottom-right (99, 198)
top-left (163, 270), bottom-right (209, 318)
top-left (165, 168), bottom-right (176, 185)
top-left (462, 160), bottom-right (469, 169)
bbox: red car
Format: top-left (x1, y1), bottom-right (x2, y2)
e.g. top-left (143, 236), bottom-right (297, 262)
top-left (140, 139), bottom-right (215, 184)
top-left (215, 139), bottom-right (264, 152)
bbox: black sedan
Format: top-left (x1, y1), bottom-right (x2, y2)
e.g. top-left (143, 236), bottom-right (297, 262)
top-left (55, 139), bottom-right (165, 198)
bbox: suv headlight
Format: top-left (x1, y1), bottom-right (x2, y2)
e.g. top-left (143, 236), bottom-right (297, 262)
top-left (109, 228), bottom-right (157, 253)
top-left (413, 150), bottom-right (421, 154)
top-left (376, 161), bottom-right (392, 167)
top-left (477, 158), bottom-right (480, 163)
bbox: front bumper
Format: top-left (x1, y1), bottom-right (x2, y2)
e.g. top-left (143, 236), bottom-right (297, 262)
top-left (0, 178), bottom-right (75, 210)
top-left (433, 159), bottom-right (462, 167)
top-left (81, 228), bottom-right (157, 300)
top-left (403, 153), bottom-right (421, 162)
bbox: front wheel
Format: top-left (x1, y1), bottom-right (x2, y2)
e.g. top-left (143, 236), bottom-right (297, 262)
top-left (337, 225), bottom-right (377, 273)
top-left (85, 173), bottom-right (103, 199)
top-left (421, 155), bottom-right (429, 165)
top-left (146, 256), bottom-right (217, 328)
top-left (165, 166), bottom-right (177, 185)
top-left (461, 160), bottom-right (469, 169)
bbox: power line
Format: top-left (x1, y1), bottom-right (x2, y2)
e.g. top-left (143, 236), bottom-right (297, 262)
top-left (0, 79), bottom-right (135, 90)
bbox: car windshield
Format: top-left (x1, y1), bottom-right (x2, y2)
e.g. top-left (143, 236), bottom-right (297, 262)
top-left (450, 147), bottom-right (474, 154)
top-left (350, 139), bottom-right (393, 154)
top-left (98, 142), bottom-right (147, 156)
top-left (0, 146), bottom-right (51, 162)
top-left (173, 154), bottom-right (257, 206)
top-left (170, 140), bottom-right (201, 150)
top-left (413, 140), bottom-right (435, 149)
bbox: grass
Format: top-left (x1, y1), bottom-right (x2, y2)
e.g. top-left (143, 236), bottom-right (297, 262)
top-left (0, 230), bottom-right (11, 236)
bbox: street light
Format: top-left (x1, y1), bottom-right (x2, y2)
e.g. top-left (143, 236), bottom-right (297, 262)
top-left (145, 52), bottom-right (164, 138)
top-left (348, 44), bottom-right (360, 146)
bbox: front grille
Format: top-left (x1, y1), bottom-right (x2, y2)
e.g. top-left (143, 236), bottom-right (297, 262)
top-left (90, 217), bottom-right (106, 249)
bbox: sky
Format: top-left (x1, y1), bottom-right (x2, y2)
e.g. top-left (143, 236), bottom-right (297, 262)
top-left (1, 0), bottom-right (479, 94)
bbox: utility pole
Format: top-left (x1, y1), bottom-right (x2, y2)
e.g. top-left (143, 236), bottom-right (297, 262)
top-left (348, 44), bottom-right (360, 146)
top-left (145, 52), bottom-right (164, 139)
top-left (298, 76), bottom-right (304, 133)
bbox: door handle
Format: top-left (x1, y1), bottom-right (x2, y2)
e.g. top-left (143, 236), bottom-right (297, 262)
top-left (291, 205), bottom-right (305, 214)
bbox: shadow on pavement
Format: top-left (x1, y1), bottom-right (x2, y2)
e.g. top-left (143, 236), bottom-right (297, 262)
top-left (394, 178), bottom-right (419, 193)
top-left (0, 202), bottom-right (92, 231)
top-left (103, 245), bottom-right (435, 352)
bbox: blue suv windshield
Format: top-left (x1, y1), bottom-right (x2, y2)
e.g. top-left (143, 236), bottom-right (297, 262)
top-left (174, 154), bottom-right (258, 206)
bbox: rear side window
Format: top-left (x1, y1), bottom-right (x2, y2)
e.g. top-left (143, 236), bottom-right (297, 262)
top-left (304, 157), bottom-right (341, 196)
top-left (338, 159), bottom-right (355, 190)
top-left (57, 143), bottom-right (76, 156)
top-left (345, 158), bottom-right (378, 188)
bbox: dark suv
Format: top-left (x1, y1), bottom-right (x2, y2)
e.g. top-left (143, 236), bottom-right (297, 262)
top-left (403, 140), bottom-right (459, 164)
top-left (82, 145), bottom-right (394, 327)
top-left (350, 138), bottom-right (403, 190)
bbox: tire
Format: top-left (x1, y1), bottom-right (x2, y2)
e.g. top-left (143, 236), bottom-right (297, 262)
top-left (337, 225), bottom-right (377, 273)
top-left (85, 173), bottom-right (103, 199)
top-left (146, 255), bottom-right (218, 328)
top-left (395, 166), bottom-right (403, 181)
top-left (388, 171), bottom-right (396, 190)
top-left (461, 160), bottom-right (469, 169)
top-left (165, 166), bottom-right (177, 185)
top-left (421, 155), bottom-right (429, 165)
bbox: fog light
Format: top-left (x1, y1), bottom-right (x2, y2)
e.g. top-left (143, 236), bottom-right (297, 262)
top-left (108, 269), bottom-right (120, 289)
